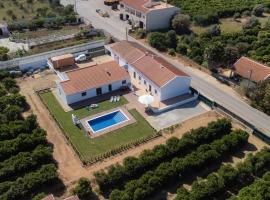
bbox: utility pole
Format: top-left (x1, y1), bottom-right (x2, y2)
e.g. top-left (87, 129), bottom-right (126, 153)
top-left (247, 69), bottom-right (253, 89)
top-left (74, 0), bottom-right (77, 13)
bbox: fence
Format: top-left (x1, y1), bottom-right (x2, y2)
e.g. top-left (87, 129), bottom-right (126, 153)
top-left (191, 87), bottom-right (270, 144)
top-left (0, 40), bottom-right (105, 70)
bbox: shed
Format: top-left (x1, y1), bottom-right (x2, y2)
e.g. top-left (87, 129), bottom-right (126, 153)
top-left (50, 54), bottom-right (75, 69)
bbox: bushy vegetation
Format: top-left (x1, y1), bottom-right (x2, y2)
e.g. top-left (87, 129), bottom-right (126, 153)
top-left (109, 130), bottom-right (249, 200)
top-left (175, 148), bottom-right (270, 200)
top-left (169, 0), bottom-right (270, 18)
top-left (94, 119), bottom-right (232, 194)
top-left (3, 0), bottom-right (77, 31)
top-left (229, 171), bottom-right (270, 200)
top-left (0, 70), bottom-right (59, 200)
top-left (73, 178), bottom-right (94, 200)
top-left (249, 82), bottom-right (270, 115)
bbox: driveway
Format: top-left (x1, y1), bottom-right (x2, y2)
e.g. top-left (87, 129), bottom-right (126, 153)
top-left (147, 101), bottom-right (209, 131)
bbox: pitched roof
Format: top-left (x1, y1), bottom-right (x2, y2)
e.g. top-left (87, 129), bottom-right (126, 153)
top-left (60, 61), bottom-right (129, 95)
top-left (42, 194), bottom-right (55, 200)
top-left (64, 195), bottom-right (80, 200)
top-left (107, 41), bottom-right (189, 87)
top-left (121, 0), bottom-right (175, 13)
top-left (234, 57), bottom-right (270, 83)
top-left (121, 0), bottom-right (149, 13)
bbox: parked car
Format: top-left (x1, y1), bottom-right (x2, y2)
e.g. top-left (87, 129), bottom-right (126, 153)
top-left (75, 54), bottom-right (90, 63)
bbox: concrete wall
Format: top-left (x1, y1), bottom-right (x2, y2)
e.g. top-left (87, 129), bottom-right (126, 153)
top-left (160, 76), bottom-right (191, 101)
top-left (58, 79), bottom-right (131, 105)
top-left (0, 40), bottom-right (105, 70)
top-left (146, 7), bottom-right (179, 30)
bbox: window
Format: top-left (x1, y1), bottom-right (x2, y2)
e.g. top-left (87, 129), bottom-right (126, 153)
top-left (133, 72), bottom-right (136, 79)
top-left (155, 89), bottom-right (157, 94)
top-left (81, 92), bottom-right (87, 96)
top-left (149, 85), bottom-right (152, 92)
top-left (96, 88), bottom-right (102, 95)
top-left (122, 80), bottom-right (127, 85)
top-left (139, 76), bottom-right (141, 80)
top-left (108, 84), bottom-right (112, 91)
top-left (144, 80), bottom-right (146, 85)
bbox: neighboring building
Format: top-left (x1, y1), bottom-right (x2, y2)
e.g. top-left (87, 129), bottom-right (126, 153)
top-left (119, 0), bottom-right (179, 30)
top-left (105, 41), bottom-right (191, 101)
top-left (0, 23), bottom-right (9, 37)
top-left (57, 60), bottom-right (131, 105)
top-left (233, 57), bottom-right (270, 83)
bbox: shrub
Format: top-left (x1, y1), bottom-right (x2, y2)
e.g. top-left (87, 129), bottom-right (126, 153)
top-left (147, 32), bottom-right (167, 51)
top-left (171, 14), bottom-right (191, 35)
top-left (73, 178), bottom-right (93, 200)
top-left (252, 4), bottom-right (264, 17)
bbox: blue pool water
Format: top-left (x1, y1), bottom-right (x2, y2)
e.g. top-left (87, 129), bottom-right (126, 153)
top-left (87, 110), bottom-right (129, 133)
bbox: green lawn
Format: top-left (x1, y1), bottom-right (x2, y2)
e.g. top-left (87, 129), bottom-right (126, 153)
top-left (40, 92), bottom-right (155, 163)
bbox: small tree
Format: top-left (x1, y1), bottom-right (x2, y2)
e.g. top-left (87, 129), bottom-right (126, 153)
top-left (243, 16), bottom-right (260, 29)
top-left (252, 4), bottom-right (264, 17)
top-left (73, 178), bottom-right (93, 200)
top-left (165, 30), bottom-right (177, 49)
top-left (171, 14), bottom-right (191, 35)
top-left (0, 46), bottom-right (9, 61)
top-left (208, 25), bottom-right (221, 37)
top-left (147, 32), bottom-right (167, 51)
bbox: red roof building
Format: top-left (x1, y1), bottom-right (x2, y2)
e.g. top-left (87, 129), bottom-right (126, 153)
top-left (234, 57), bottom-right (270, 83)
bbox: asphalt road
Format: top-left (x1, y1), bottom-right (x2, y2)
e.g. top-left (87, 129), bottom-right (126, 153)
top-left (67, 0), bottom-right (270, 135)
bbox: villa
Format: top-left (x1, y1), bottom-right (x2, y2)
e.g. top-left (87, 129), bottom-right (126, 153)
top-left (105, 41), bottom-right (191, 101)
top-left (119, 0), bottom-right (179, 30)
top-left (56, 60), bottom-right (131, 105)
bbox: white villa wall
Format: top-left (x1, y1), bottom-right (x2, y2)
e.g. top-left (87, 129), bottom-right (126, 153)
top-left (57, 79), bottom-right (130, 105)
top-left (146, 7), bottom-right (179, 30)
top-left (160, 76), bottom-right (191, 101)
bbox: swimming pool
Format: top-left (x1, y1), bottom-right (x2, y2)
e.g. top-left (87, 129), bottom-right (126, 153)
top-left (87, 110), bottom-right (129, 133)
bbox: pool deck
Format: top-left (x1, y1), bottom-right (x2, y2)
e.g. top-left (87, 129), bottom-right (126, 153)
top-left (80, 106), bottom-right (136, 138)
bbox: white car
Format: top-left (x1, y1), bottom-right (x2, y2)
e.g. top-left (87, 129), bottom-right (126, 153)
top-left (75, 54), bottom-right (87, 63)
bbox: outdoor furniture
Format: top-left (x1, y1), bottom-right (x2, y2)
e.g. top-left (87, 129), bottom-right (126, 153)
top-left (90, 104), bottom-right (98, 108)
top-left (109, 96), bottom-right (114, 102)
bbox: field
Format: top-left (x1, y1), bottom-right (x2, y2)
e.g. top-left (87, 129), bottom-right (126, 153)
top-left (39, 91), bottom-right (156, 164)
top-left (0, 0), bottom-right (56, 23)
top-left (170, 0), bottom-right (270, 17)
top-left (191, 16), bottom-right (270, 34)
top-left (0, 72), bottom-right (60, 200)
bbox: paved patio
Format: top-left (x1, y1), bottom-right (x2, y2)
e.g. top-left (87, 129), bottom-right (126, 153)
top-left (124, 92), bottom-right (210, 131)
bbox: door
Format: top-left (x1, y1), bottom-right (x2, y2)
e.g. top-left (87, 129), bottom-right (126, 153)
top-left (108, 84), bottom-right (112, 92)
top-left (96, 88), bottom-right (102, 95)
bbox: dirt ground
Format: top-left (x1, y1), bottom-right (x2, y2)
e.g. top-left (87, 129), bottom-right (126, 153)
top-left (18, 73), bottom-right (268, 199)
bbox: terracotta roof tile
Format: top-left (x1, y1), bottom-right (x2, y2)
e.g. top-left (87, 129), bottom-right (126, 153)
top-left (234, 57), bottom-right (270, 83)
top-left (108, 41), bottom-right (189, 87)
top-left (64, 195), bottom-right (80, 200)
top-left (121, 0), bottom-right (149, 13)
top-left (42, 194), bottom-right (55, 200)
top-left (60, 61), bottom-right (129, 95)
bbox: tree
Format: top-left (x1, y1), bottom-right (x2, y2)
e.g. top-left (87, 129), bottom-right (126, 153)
top-left (223, 46), bottom-right (239, 67)
top-left (204, 42), bottom-right (225, 68)
top-left (250, 82), bottom-right (270, 115)
top-left (171, 14), bottom-right (191, 35)
top-left (243, 16), bottom-right (260, 29)
top-left (252, 4), bottom-right (264, 17)
top-left (2, 77), bottom-right (17, 90)
top-left (0, 46), bottom-right (9, 61)
top-left (165, 30), bottom-right (177, 49)
top-left (4, 105), bottom-right (21, 121)
top-left (176, 43), bottom-right (188, 55)
top-left (147, 32), bottom-right (167, 51)
top-left (208, 25), bottom-right (221, 37)
top-left (73, 178), bottom-right (93, 200)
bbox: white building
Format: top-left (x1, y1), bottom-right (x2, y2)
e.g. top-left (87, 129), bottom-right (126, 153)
top-left (119, 0), bottom-right (179, 30)
top-left (105, 41), bottom-right (191, 102)
top-left (0, 23), bottom-right (9, 37)
top-left (57, 61), bottom-right (131, 105)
